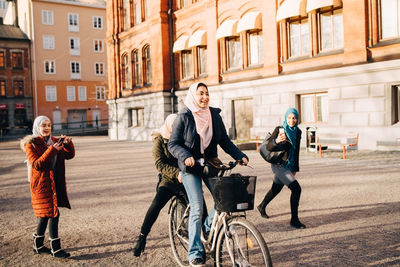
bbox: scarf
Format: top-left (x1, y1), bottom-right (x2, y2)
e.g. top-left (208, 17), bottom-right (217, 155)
top-left (184, 82), bottom-right (213, 154)
top-left (159, 113), bottom-right (177, 139)
top-left (282, 108), bottom-right (299, 172)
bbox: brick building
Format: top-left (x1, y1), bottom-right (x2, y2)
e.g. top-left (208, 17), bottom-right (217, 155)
top-left (106, 0), bottom-right (400, 150)
top-left (0, 23), bottom-right (32, 135)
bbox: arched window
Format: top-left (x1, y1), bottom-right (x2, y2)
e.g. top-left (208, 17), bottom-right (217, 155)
top-left (121, 53), bottom-right (130, 89)
top-left (131, 49), bottom-right (141, 87)
top-left (143, 45), bottom-right (151, 85)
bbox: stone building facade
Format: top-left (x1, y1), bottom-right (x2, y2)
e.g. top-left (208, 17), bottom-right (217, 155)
top-left (106, 0), bottom-right (400, 150)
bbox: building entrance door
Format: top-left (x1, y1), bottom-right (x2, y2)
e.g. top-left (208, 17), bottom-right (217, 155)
top-left (52, 110), bottom-right (62, 130)
top-left (67, 110), bottom-right (86, 128)
top-left (92, 110), bottom-right (101, 127)
top-left (233, 98), bottom-right (253, 140)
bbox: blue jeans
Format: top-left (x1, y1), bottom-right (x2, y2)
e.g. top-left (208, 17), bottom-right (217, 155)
top-left (181, 172), bottom-right (216, 261)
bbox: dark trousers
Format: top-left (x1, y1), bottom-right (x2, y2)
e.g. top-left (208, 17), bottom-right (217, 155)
top-left (140, 186), bottom-right (176, 236)
top-left (36, 212), bottom-right (60, 239)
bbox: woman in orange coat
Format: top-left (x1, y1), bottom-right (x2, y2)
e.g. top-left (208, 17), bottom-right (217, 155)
top-left (21, 115), bottom-right (75, 258)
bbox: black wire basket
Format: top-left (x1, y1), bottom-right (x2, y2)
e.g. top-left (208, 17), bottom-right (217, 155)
top-left (208, 174), bottom-right (257, 212)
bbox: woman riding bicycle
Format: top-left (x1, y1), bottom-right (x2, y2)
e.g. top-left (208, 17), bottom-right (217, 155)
top-left (168, 82), bottom-right (248, 267)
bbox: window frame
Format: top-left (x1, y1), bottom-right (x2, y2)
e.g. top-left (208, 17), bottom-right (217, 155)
top-left (45, 85), bottom-right (57, 102)
top-left (122, 53), bottom-right (130, 89)
top-left (69, 37), bottom-right (80, 56)
top-left (68, 13), bottom-right (79, 32)
top-left (196, 46), bottom-right (207, 76)
top-left (44, 59), bottom-right (56, 74)
top-left (0, 50), bottom-right (5, 68)
top-left (181, 50), bottom-right (193, 80)
top-left (43, 35), bottom-right (55, 50)
top-left (287, 16), bottom-right (311, 58)
top-left (93, 39), bottom-right (104, 53)
top-left (93, 16), bottom-right (103, 29)
top-left (143, 45), bottom-right (151, 85)
top-left (318, 6), bottom-right (344, 52)
top-left (225, 36), bottom-right (242, 71)
top-left (94, 62), bottom-right (105, 76)
top-left (246, 29), bottom-right (264, 66)
top-left (42, 10), bottom-right (54, 25)
top-left (128, 107), bottom-right (144, 127)
top-left (131, 49), bottom-right (141, 87)
top-left (11, 51), bottom-right (23, 70)
top-left (392, 85), bottom-right (400, 124)
top-left (78, 86), bottom-right (87, 101)
top-left (298, 92), bottom-right (329, 124)
top-left (0, 79), bottom-right (6, 97)
top-left (70, 61), bottom-right (81, 79)
top-left (66, 86), bottom-right (76, 101)
top-left (96, 86), bottom-right (106, 101)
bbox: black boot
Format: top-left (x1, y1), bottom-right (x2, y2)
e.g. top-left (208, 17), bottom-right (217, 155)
top-left (33, 234), bottom-right (51, 254)
top-left (133, 233), bottom-right (146, 257)
top-left (49, 237), bottom-right (70, 258)
top-left (257, 183), bottom-right (283, 219)
top-left (289, 181), bottom-right (306, 229)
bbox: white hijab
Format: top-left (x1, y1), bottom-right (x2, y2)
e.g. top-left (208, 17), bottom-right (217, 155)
top-left (32, 115), bottom-right (54, 146)
top-left (159, 113), bottom-right (177, 139)
top-left (184, 83), bottom-right (213, 154)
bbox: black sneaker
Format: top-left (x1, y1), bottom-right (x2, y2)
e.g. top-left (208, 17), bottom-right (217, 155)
top-left (190, 258), bottom-right (205, 267)
top-left (290, 220), bottom-right (306, 229)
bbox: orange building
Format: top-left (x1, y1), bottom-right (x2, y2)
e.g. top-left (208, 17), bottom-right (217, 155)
top-left (107, 0), bottom-right (400, 150)
top-left (17, 0), bottom-right (108, 130)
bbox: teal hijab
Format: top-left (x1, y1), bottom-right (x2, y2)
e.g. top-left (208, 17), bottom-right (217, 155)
top-left (282, 108), bottom-right (299, 172)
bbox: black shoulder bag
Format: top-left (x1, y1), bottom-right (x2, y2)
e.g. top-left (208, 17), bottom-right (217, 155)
top-left (259, 132), bottom-right (288, 164)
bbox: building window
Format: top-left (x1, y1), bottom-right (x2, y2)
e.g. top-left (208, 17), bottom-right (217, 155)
top-left (69, 37), bottom-right (80, 56)
top-left (288, 17), bottom-right (310, 58)
top-left (0, 0), bottom-right (8, 10)
top-left (179, 0), bottom-right (191, 9)
top-left (181, 50), bottom-right (193, 79)
top-left (45, 86), bottom-right (57, 102)
top-left (197, 46), bottom-right (207, 75)
top-left (392, 85), bottom-right (400, 124)
top-left (128, 108), bottom-right (144, 127)
top-left (247, 30), bottom-right (263, 65)
top-left (143, 46), bottom-right (151, 85)
top-left (0, 51), bottom-right (4, 68)
top-left (133, 0), bottom-right (141, 25)
top-left (95, 62), bottom-right (104, 75)
top-left (68, 13), bottom-right (79, 32)
top-left (299, 92), bottom-right (328, 123)
top-left (123, 0), bottom-right (131, 30)
top-left (43, 35), bottom-right (55, 50)
top-left (0, 80), bottom-right (6, 97)
top-left (13, 80), bottom-right (24, 97)
top-left (78, 86), bottom-right (87, 101)
top-left (94, 39), bottom-right (104, 52)
top-left (226, 36), bottom-right (241, 70)
top-left (93, 16), bottom-right (103, 29)
top-left (319, 7), bottom-right (343, 51)
top-left (70, 61), bottom-right (81, 79)
top-left (132, 50), bottom-right (141, 87)
top-left (381, 0), bottom-right (400, 39)
top-left (144, 0), bottom-right (149, 20)
top-left (12, 52), bottom-right (23, 69)
top-left (122, 54), bottom-right (130, 89)
top-left (67, 86), bottom-right (75, 101)
top-left (42, 10), bottom-right (54, 25)
top-left (44, 60), bottom-right (56, 74)
top-left (96, 86), bottom-right (106, 101)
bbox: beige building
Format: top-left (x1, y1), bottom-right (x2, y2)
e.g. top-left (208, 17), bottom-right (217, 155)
top-left (107, 0), bottom-right (400, 150)
top-left (16, 0), bottom-right (108, 130)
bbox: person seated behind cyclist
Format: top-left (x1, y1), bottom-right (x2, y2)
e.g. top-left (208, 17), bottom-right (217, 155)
top-left (133, 113), bottom-right (186, 257)
top-left (168, 82), bottom-right (249, 267)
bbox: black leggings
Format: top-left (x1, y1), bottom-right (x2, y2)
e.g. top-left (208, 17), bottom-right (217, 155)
top-left (36, 212), bottom-right (60, 239)
top-left (140, 186), bottom-right (175, 236)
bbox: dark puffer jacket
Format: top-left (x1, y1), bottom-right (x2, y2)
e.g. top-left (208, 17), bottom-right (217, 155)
top-left (168, 106), bottom-right (247, 174)
top-left (267, 126), bottom-right (301, 172)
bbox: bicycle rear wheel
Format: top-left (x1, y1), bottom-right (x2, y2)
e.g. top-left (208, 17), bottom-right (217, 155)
top-left (169, 197), bottom-right (190, 267)
top-left (215, 217), bottom-right (272, 267)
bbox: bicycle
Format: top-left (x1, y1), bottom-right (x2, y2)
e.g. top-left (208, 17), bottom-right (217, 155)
top-left (168, 161), bottom-right (272, 267)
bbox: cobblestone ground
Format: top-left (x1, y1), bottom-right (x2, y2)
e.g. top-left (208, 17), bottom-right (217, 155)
top-left (0, 136), bottom-right (399, 266)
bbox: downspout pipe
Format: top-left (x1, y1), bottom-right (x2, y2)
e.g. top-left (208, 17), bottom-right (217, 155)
top-left (168, 0), bottom-right (175, 113)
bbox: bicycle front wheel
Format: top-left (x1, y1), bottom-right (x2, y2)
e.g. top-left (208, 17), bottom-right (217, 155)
top-left (215, 217), bottom-right (272, 267)
top-left (168, 197), bottom-right (190, 267)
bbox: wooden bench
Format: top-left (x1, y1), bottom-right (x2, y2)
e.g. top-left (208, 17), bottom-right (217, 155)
top-left (310, 133), bottom-right (359, 159)
top-left (376, 139), bottom-right (400, 149)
